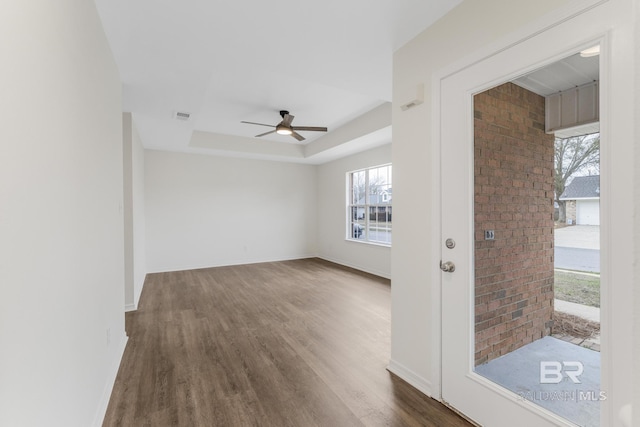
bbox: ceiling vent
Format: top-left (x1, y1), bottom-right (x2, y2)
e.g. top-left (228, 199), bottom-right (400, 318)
top-left (173, 111), bottom-right (191, 121)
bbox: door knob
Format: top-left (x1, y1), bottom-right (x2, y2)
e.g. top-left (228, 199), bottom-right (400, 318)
top-left (440, 261), bottom-right (455, 273)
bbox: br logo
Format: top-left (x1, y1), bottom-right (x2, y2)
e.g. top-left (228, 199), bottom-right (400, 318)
top-left (540, 361), bottom-right (584, 384)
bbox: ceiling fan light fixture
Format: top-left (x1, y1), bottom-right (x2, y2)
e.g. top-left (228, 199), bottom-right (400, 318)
top-left (276, 124), bottom-right (292, 135)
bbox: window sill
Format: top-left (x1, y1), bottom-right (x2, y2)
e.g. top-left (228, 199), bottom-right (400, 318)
top-left (345, 238), bottom-right (391, 248)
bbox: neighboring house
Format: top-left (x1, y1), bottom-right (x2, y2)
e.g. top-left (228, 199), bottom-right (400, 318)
top-left (559, 175), bottom-right (600, 225)
top-left (380, 188), bottom-right (392, 203)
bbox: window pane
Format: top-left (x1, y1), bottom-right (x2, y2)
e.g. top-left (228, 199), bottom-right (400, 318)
top-left (349, 206), bottom-right (366, 239)
top-left (369, 167), bottom-right (380, 200)
top-left (370, 166), bottom-right (392, 204)
top-left (352, 171), bottom-right (365, 204)
top-left (367, 205), bottom-right (392, 244)
top-left (351, 205), bottom-right (365, 221)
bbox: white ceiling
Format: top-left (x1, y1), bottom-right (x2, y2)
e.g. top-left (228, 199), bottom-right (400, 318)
top-left (513, 49), bottom-right (600, 138)
top-left (95, 0), bottom-right (462, 164)
top-left (513, 51), bottom-right (599, 96)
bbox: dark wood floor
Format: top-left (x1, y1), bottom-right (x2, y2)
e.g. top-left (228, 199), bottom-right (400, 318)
top-left (104, 258), bottom-right (472, 426)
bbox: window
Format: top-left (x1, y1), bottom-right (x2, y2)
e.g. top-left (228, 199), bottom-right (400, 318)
top-left (347, 164), bottom-right (392, 245)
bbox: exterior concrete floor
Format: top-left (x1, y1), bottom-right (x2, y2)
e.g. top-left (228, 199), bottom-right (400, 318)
top-left (475, 336), bottom-right (601, 427)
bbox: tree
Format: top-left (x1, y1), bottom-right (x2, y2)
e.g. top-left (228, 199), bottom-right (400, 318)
top-left (554, 133), bottom-right (600, 223)
top-left (351, 166), bottom-right (391, 204)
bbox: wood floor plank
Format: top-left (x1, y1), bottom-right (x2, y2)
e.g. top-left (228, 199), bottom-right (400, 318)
top-left (104, 258), bottom-right (472, 426)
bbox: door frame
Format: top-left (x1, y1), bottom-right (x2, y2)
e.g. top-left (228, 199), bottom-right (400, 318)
top-left (429, 0), bottom-right (635, 425)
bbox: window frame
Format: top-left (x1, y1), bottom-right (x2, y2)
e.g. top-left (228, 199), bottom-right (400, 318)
top-left (346, 163), bottom-right (392, 246)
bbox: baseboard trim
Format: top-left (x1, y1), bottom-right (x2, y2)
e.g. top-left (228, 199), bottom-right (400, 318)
top-left (147, 254), bottom-right (317, 274)
top-left (387, 359), bottom-right (434, 398)
top-left (317, 256), bottom-right (391, 280)
top-left (124, 303), bottom-right (136, 312)
top-left (91, 333), bottom-right (128, 427)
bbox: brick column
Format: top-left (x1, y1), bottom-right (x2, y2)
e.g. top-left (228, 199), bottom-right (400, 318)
top-left (474, 82), bottom-right (555, 365)
top-left (566, 200), bottom-right (577, 224)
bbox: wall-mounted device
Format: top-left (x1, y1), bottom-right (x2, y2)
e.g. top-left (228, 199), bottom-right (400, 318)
top-left (400, 83), bottom-right (424, 111)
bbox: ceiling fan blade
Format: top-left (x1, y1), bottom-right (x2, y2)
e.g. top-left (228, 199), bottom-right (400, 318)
top-left (255, 130), bottom-right (277, 137)
top-left (283, 114), bottom-right (294, 126)
top-left (241, 121), bottom-right (275, 128)
top-left (292, 126), bottom-right (328, 132)
top-left (291, 131), bottom-right (305, 142)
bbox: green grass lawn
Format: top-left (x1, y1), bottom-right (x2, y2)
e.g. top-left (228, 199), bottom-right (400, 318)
top-left (554, 270), bottom-right (600, 308)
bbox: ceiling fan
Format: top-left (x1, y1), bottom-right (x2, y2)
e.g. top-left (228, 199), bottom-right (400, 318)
top-left (241, 110), bottom-right (328, 142)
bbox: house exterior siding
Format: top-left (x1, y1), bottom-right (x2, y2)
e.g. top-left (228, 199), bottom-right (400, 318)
top-left (560, 175), bottom-right (600, 225)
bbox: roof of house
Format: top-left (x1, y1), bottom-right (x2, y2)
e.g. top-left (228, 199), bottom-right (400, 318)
top-left (560, 175), bottom-right (600, 200)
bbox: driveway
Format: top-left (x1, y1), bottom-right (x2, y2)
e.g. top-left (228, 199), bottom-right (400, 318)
top-left (555, 247), bottom-right (600, 272)
top-left (554, 225), bottom-right (599, 250)
top-left (555, 225), bottom-right (600, 272)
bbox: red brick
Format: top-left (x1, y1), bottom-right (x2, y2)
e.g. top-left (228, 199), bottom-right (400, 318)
top-left (473, 83), bottom-right (554, 366)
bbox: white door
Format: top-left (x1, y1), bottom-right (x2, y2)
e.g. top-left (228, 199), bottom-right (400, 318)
top-left (439, 4), bottom-right (614, 427)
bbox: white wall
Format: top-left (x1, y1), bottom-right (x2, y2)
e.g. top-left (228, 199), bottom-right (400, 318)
top-left (123, 113), bottom-right (135, 309)
top-left (123, 113), bottom-right (146, 311)
top-left (392, 0), bottom-right (637, 421)
top-left (0, 1), bottom-right (126, 426)
top-left (132, 119), bottom-right (147, 307)
top-left (634, 3), bottom-right (640, 426)
top-left (145, 150), bottom-right (317, 272)
top-left (317, 144), bottom-right (392, 278)
top-left (391, 0), bottom-right (567, 393)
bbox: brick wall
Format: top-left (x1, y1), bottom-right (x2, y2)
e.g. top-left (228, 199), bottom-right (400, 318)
top-left (566, 200), bottom-right (576, 224)
top-left (474, 82), bottom-right (555, 366)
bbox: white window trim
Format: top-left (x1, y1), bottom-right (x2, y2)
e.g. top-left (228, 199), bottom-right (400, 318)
top-left (346, 163), bottom-right (392, 246)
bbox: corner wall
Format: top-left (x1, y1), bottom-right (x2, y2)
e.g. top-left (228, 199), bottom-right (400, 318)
top-left (145, 150), bottom-right (317, 272)
top-left (123, 113), bottom-right (135, 309)
top-left (633, 2), bottom-right (640, 426)
top-left (132, 120), bottom-right (147, 307)
top-left (0, 1), bottom-right (126, 426)
top-left (123, 113), bottom-right (146, 311)
top-left (316, 144), bottom-right (392, 278)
